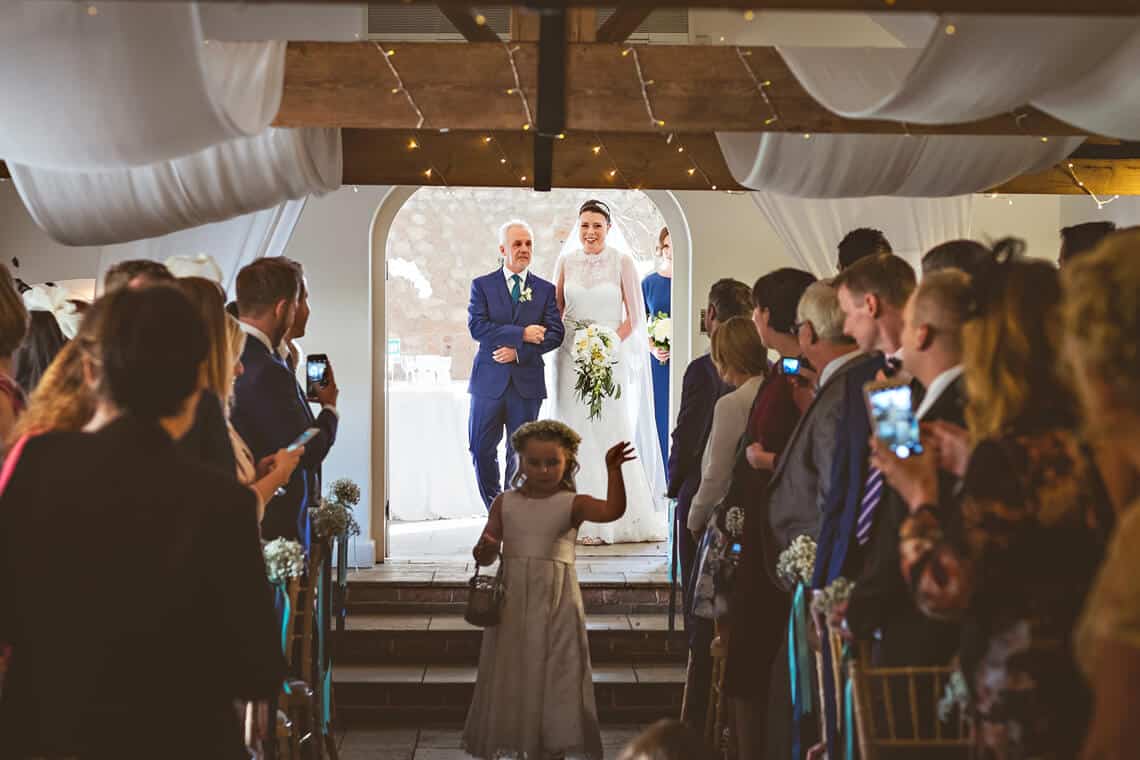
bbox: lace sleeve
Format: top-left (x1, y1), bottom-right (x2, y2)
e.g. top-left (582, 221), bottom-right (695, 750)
top-left (619, 253), bottom-right (647, 332)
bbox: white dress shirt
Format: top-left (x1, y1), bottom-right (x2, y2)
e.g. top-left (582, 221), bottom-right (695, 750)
top-left (687, 375), bottom-right (765, 532)
top-left (915, 365), bottom-right (964, 421)
top-left (503, 267), bottom-right (529, 291)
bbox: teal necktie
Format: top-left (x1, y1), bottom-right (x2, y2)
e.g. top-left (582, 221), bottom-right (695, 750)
top-left (510, 273), bottom-right (522, 304)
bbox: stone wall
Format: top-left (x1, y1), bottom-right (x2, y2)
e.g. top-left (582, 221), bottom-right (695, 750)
top-left (385, 188), bottom-right (667, 382)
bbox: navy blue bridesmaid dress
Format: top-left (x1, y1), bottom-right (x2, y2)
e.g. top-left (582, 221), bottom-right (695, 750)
top-left (641, 271), bottom-right (671, 472)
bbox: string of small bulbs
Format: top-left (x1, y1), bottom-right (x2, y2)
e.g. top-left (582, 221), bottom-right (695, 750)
top-left (1066, 161), bottom-right (1119, 210)
top-left (503, 42), bottom-right (535, 133)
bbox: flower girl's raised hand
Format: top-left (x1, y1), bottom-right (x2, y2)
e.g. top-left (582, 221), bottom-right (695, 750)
top-left (605, 441), bottom-right (636, 471)
top-left (573, 442), bottom-right (635, 527)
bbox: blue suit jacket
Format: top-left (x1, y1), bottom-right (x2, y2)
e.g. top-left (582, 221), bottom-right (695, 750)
top-left (812, 352), bottom-right (887, 588)
top-left (231, 336), bottom-right (338, 547)
top-left (666, 353), bottom-right (731, 521)
top-left (466, 270), bottom-right (564, 400)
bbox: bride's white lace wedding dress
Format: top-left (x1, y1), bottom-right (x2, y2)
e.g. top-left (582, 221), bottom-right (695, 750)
top-left (548, 247), bottom-right (667, 544)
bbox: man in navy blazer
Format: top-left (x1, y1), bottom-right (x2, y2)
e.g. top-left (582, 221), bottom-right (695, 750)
top-left (232, 258), bottom-right (339, 548)
top-left (467, 220), bottom-right (564, 509)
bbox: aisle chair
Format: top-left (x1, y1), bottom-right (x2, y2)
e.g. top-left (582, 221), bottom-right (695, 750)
top-left (704, 620), bottom-right (736, 759)
top-left (273, 546), bottom-right (324, 760)
top-left (849, 656), bottom-right (971, 760)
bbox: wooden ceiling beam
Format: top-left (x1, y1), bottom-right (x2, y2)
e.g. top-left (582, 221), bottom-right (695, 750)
top-left (436, 4), bottom-right (501, 43)
top-left (596, 6), bottom-right (653, 43)
top-left (192, 0), bottom-right (1140, 15)
top-left (275, 42), bottom-right (1082, 136)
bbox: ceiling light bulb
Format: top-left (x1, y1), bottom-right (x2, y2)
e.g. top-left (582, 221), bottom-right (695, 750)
top-left (677, 147), bottom-right (684, 153)
top-left (592, 146), bottom-right (602, 155)
top-left (687, 168), bottom-right (696, 176)
top-left (408, 139), bottom-right (419, 149)
top-left (944, 24), bottom-right (956, 35)
top-left (744, 10), bottom-right (755, 20)
top-left (424, 168), bottom-right (432, 178)
top-left (500, 158), bottom-right (506, 164)
top-left (475, 14), bottom-right (487, 25)
top-left (609, 170), bottom-right (618, 178)
top-left (483, 136), bottom-right (492, 144)
top-left (522, 124), bottom-right (531, 131)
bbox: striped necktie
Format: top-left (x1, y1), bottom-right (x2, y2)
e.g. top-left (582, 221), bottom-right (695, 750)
top-left (856, 466), bottom-right (883, 546)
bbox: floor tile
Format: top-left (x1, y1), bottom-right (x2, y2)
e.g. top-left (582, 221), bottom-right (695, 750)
top-left (334, 664), bottom-right (426, 683)
top-left (423, 665), bottom-right (479, 683)
top-left (634, 664), bottom-right (687, 683)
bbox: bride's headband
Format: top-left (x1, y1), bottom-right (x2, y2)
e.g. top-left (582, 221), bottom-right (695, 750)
top-left (578, 199), bottom-right (612, 224)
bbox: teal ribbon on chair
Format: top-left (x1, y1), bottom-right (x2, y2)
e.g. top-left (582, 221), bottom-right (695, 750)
top-left (842, 643), bottom-right (856, 760)
top-left (275, 582), bottom-right (293, 696)
top-left (788, 583), bottom-right (814, 759)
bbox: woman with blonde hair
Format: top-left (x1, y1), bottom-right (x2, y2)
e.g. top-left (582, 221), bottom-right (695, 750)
top-left (874, 241), bottom-right (1112, 760)
top-left (1063, 230), bottom-right (1140, 760)
top-left (223, 315), bottom-right (302, 519)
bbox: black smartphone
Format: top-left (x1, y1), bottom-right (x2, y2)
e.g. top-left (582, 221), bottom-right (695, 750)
top-left (780, 357), bottom-right (801, 375)
top-left (864, 379), bottom-right (923, 459)
top-left (306, 354), bottom-right (330, 401)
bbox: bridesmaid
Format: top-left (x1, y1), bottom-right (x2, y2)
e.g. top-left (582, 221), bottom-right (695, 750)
top-left (642, 226), bottom-right (672, 471)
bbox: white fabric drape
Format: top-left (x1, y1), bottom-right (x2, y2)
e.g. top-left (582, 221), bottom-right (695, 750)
top-left (97, 198), bottom-right (306, 298)
top-left (716, 132), bottom-right (1082, 198)
top-left (12, 128), bottom-right (340, 247)
top-left (751, 193), bottom-right (973, 276)
top-left (779, 16), bottom-right (1140, 140)
top-left (0, 2), bottom-right (284, 170)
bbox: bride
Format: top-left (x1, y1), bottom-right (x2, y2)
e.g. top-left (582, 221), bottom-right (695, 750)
top-left (548, 199), bottom-right (667, 544)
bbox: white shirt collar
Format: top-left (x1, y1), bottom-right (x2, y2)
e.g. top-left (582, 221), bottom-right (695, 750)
top-left (503, 267), bottom-right (528, 287)
top-left (915, 364), bottom-right (964, 421)
top-left (239, 321), bottom-right (276, 355)
top-left (819, 349), bottom-right (863, 389)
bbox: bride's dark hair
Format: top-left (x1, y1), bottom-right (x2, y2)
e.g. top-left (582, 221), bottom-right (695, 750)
top-left (578, 199), bottom-right (612, 225)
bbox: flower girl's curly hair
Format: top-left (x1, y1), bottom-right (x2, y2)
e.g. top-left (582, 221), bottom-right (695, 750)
top-left (510, 420), bottom-right (582, 492)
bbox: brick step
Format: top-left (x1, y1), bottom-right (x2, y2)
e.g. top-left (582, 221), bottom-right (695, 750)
top-left (339, 613), bottom-right (687, 665)
top-left (334, 663), bottom-right (685, 726)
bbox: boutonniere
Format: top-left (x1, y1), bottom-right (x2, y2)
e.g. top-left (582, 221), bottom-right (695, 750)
top-left (519, 286), bottom-right (534, 303)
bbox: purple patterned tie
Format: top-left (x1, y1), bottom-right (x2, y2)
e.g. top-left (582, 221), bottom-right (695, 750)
top-left (856, 466), bottom-right (883, 545)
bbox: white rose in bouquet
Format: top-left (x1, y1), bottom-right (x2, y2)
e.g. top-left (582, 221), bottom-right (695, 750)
top-left (570, 320), bottom-right (622, 421)
top-left (648, 311), bottom-right (671, 363)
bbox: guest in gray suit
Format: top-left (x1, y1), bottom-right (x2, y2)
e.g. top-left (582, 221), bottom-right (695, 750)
top-left (760, 279), bottom-right (873, 760)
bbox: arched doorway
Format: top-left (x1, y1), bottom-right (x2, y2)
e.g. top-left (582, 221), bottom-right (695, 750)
top-left (368, 187), bottom-right (692, 559)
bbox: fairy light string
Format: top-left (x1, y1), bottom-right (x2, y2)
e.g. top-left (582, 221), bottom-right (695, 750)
top-left (735, 47), bottom-right (780, 127)
top-left (374, 43), bottom-right (425, 129)
top-left (1066, 161), bottom-right (1119, 209)
top-left (503, 42), bottom-right (535, 132)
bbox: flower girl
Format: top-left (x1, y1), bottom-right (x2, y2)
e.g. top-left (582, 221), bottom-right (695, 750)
top-left (463, 420), bottom-right (635, 760)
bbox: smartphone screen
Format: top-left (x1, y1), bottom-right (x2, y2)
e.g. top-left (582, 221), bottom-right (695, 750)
top-left (780, 357), bottom-right (801, 375)
top-left (866, 383), bottom-right (923, 459)
top-left (306, 355), bottom-right (329, 399)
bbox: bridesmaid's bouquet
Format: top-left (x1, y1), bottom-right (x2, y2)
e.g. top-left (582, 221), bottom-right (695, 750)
top-left (648, 311), bottom-right (671, 363)
top-left (570, 320), bottom-right (622, 421)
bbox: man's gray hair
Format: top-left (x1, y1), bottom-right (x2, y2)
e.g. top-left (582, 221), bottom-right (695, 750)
top-left (797, 280), bottom-right (848, 343)
top-left (499, 219), bottom-right (535, 248)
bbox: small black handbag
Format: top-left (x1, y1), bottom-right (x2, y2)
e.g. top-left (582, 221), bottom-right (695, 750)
top-left (464, 562), bottom-right (506, 628)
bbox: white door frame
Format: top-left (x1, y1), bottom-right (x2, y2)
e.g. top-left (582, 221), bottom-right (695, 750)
top-left (368, 188), bottom-right (692, 562)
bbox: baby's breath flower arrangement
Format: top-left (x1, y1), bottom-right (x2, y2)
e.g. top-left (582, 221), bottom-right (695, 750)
top-left (777, 534), bottom-right (817, 588)
top-left (263, 538), bottom-right (305, 585)
top-left (811, 576), bottom-right (855, 618)
top-left (310, 478), bottom-right (363, 540)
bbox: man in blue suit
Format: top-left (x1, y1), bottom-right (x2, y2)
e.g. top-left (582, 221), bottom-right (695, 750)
top-left (467, 220), bottom-right (564, 509)
top-left (232, 258), bottom-right (339, 548)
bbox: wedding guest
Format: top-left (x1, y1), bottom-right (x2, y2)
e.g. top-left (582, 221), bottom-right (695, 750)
top-left (463, 421), bottom-right (633, 760)
top-left (726, 268), bottom-right (815, 760)
top-left (921, 238), bottom-right (991, 279)
top-left (176, 277), bottom-right (239, 478)
top-left (232, 258), bottom-right (339, 546)
top-left (761, 279), bottom-right (873, 760)
top-left (223, 315), bottom-right (304, 520)
top-left (668, 278), bottom-right (749, 732)
top-left (1063, 232), bottom-right (1140, 760)
top-left (165, 253), bottom-right (224, 283)
top-left (643, 226), bottom-right (673, 469)
top-left (833, 252), bottom-right (916, 362)
top-left (102, 258), bottom-right (174, 292)
top-left (0, 285), bottom-right (284, 759)
top-left (839, 270), bottom-right (970, 669)
top-left (1060, 220), bottom-right (1116, 266)
top-left (279, 257), bottom-right (310, 373)
top-left (837, 227), bottom-right (892, 271)
top-left (13, 283), bottom-right (79, 394)
top-left (9, 302), bottom-right (104, 442)
top-left (618, 719), bottom-right (710, 760)
top-left (874, 244), bottom-right (1111, 760)
top-left (0, 263), bottom-right (29, 446)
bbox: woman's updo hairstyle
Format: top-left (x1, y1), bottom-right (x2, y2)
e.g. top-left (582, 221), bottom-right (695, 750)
top-left (578, 199), bottom-right (612, 224)
top-left (98, 285), bottom-right (209, 420)
top-left (510, 419), bottom-right (583, 491)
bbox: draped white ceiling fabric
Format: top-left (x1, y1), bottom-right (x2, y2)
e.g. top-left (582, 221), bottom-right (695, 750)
top-left (0, 2), bottom-right (284, 170)
top-left (751, 192), bottom-right (974, 277)
top-left (779, 15), bottom-right (1140, 140)
top-left (10, 128), bottom-right (341, 247)
top-left (716, 132), bottom-right (1082, 198)
top-left (97, 199), bottom-right (307, 299)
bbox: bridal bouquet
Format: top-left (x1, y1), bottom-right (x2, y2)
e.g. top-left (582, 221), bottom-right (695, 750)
top-left (776, 534), bottom-right (817, 588)
top-left (570, 320), bottom-right (622, 421)
top-left (648, 311), bottom-right (671, 362)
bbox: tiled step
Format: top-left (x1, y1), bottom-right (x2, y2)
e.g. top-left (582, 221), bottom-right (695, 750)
top-left (334, 663), bottom-right (686, 726)
top-left (346, 566), bottom-right (679, 616)
top-left (339, 613), bottom-right (687, 665)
